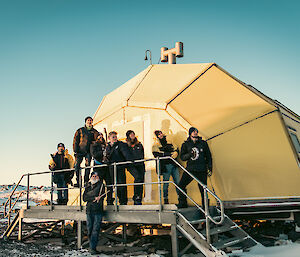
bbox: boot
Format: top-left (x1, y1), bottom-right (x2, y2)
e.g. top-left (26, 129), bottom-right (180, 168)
top-left (134, 196), bottom-right (142, 205)
top-left (176, 200), bottom-right (188, 209)
top-left (164, 198), bottom-right (169, 204)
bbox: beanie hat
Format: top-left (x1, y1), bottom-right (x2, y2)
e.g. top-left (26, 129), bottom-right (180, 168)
top-left (189, 127), bottom-right (198, 136)
top-left (91, 171), bottom-right (99, 177)
top-left (154, 130), bottom-right (162, 138)
top-left (85, 116), bottom-right (93, 123)
top-left (126, 130), bottom-right (135, 139)
top-left (57, 143), bottom-right (65, 149)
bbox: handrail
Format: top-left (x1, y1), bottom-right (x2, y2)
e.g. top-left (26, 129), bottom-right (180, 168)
top-left (165, 157), bottom-right (225, 225)
top-left (4, 191), bottom-right (26, 218)
top-left (4, 174), bottom-right (25, 220)
top-left (3, 156), bottom-right (225, 243)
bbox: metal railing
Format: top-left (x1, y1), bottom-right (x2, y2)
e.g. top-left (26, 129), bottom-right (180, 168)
top-left (3, 156), bottom-right (224, 243)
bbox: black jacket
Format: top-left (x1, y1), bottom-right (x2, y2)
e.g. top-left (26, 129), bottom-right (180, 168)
top-left (73, 126), bottom-right (99, 156)
top-left (83, 180), bottom-right (105, 213)
top-left (128, 141), bottom-right (144, 160)
top-left (105, 141), bottom-right (132, 164)
top-left (90, 140), bottom-right (106, 163)
top-left (152, 136), bottom-right (179, 172)
top-left (180, 137), bottom-right (212, 172)
top-left (127, 140), bottom-right (145, 169)
top-left (50, 152), bottom-right (74, 184)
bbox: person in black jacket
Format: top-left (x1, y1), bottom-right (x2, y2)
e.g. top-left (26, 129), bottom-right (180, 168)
top-left (49, 143), bottom-right (74, 205)
top-left (105, 131), bottom-right (132, 205)
top-left (126, 130), bottom-right (145, 205)
top-left (178, 127), bottom-right (213, 208)
top-left (90, 133), bottom-right (113, 205)
top-left (83, 171), bottom-right (106, 255)
top-left (73, 116), bottom-right (99, 186)
top-left (152, 130), bottom-right (180, 204)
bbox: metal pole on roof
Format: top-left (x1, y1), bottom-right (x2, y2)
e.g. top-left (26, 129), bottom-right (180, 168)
top-left (144, 50), bottom-right (152, 65)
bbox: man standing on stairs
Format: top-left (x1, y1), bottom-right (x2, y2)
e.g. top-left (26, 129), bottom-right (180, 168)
top-left (177, 127), bottom-right (213, 209)
top-left (152, 130), bottom-right (180, 204)
top-left (73, 116), bottom-right (99, 187)
top-left (49, 143), bottom-right (74, 205)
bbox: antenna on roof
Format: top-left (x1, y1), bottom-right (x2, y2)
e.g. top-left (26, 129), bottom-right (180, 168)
top-left (161, 42), bottom-right (183, 64)
top-left (144, 50), bottom-right (152, 65)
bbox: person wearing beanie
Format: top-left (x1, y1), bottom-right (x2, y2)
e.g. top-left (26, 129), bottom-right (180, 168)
top-left (152, 130), bottom-right (180, 204)
top-left (177, 127), bottom-right (212, 208)
top-left (73, 116), bottom-right (99, 186)
top-left (49, 143), bottom-right (74, 205)
top-left (126, 130), bottom-right (145, 205)
top-left (83, 171), bottom-right (106, 255)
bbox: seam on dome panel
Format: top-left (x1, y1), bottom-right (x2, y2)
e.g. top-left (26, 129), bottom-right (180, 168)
top-left (126, 65), bottom-right (154, 105)
top-left (93, 107), bottom-right (125, 126)
top-left (215, 64), bottom-right (277, 108)
top-left (165, 109), bottom-right (191, 131)
top-left (127, 105), bottom-right (165, 110)
top-left (93, 95), bottom-right (107, 120)
top-left (282, 113), bottom-right (300, 124)
top-left (207, 109), bottom-right (278, 141)
top-left (167, 63), bottom-right (215, 106)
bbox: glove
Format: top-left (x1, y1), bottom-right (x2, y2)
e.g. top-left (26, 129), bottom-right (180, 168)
top-left (49, 163), bottom-right (56, 170)
top-left (171, 151), bottom-right (178, 159)
top-left (207, 169), bottom-right (212, 177)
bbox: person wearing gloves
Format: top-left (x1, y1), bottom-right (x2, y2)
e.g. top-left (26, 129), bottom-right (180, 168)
top-left (152, 130), bottom-right (180, 204)
top-left (49, 143), bottom-right (74, 205)
top-left (177, 127), bottom-right (213, 208)
top-left (83, 171), bottom-right (106, 255)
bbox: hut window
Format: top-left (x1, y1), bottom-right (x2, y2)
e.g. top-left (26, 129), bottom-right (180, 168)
top-left (290, 133), bottom-right (300, 153)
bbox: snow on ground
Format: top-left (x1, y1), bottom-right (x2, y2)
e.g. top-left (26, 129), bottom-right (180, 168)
top-left (1, 184), bottom-right (300, 257)
top-left (229, 242), bottom-right (300, 257)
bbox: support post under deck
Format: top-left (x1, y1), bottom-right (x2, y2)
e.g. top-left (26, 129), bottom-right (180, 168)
top-left (18, 217), bottom-right (22, 241)
top-left (171, 224), bottom-right (178, 257)
top-left (122, 224), bottom-right (127, 245)
top-left (77, 221), bottom-right (82, 249)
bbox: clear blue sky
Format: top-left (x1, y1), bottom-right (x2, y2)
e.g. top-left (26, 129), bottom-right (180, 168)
top-left (0, 0), bottom-right (299, 185)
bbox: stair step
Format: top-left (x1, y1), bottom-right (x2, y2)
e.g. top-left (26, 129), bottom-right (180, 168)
top-left (189, 219), bottom-right (206, 225)
top-left (213, 235), bottom-right (249, 249)
top-left (201, 224), bottom-right (238, 236)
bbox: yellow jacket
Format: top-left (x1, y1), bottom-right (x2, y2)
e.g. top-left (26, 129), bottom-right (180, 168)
top-left (49, 149), bottom-right (74, 170)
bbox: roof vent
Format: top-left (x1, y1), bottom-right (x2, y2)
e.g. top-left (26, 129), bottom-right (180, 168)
top-left (161, 42), bottom-right (183, 64)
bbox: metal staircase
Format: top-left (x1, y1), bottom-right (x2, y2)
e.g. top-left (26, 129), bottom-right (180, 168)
top-left (176, 207), bottom-right (258, 256)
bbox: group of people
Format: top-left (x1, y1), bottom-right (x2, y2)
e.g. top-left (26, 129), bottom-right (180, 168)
top-left (49, 116), bottom-right (213, 254)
